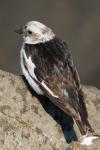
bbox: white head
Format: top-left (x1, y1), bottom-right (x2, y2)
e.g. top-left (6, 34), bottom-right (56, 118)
top-left (16, 21), bottom-right (55, 44)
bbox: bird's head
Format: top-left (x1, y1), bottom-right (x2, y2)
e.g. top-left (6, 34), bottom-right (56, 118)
top-left (15, 21), bottom-right (55, 44)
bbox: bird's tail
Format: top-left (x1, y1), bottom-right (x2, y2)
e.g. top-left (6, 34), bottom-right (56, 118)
top-left (75, 116), bottom-right (94, 135)
top-left (74, 88), bottom-right (94, 135)
top-left (76, 117), bottom-right (99, 146)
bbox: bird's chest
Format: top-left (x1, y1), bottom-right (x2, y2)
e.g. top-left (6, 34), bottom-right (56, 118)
top-left (20, 45), bottom-right (43, 95)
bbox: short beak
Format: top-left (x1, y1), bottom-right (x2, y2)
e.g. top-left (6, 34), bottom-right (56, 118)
top-left (14, 28), bottom-right (23, 34)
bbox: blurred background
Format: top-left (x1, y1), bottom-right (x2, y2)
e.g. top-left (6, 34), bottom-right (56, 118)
top-left (0, 0), bottom-right (100, 88)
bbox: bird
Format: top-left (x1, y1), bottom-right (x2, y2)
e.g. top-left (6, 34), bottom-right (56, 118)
top-left (15, 21), bottom-right (98, 145)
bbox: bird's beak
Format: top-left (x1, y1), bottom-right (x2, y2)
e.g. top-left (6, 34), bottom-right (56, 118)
top-left (14, 28), bottom-right (23, 34)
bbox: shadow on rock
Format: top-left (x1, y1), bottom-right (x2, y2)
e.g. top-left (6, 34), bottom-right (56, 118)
top-left (22, 75), bottom-right (78, 143)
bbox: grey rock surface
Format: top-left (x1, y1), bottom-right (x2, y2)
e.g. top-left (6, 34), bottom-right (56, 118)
top-left (0, 69), bottom-right (100, 150)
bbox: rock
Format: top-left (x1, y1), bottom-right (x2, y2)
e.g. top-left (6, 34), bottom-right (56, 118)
top-left (0, 69), bottom-right (99, 150)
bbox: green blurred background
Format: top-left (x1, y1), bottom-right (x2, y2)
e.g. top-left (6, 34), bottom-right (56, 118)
top-left (0, 0), bottom-right (100, 88)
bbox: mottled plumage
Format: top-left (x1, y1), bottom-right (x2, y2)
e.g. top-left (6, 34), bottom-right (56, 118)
top-left (22, 36), bottom-right (93, 135)
top-left (16, 21), bottom-right (94, 138)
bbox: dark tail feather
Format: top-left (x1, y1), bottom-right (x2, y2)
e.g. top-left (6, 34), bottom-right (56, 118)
top-left (76, 88), bottom-right (94, 135)
top-left (75, 118), bottom-right (94, 135)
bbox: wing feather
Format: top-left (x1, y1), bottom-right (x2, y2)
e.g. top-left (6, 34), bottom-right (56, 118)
top-left (24, 38), bottom-right (88, 120)
top-left (67, 53), bottom-right (88, 118)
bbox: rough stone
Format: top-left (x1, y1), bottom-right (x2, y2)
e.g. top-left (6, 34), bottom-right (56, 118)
top-left (0, 70), bottom-right (99, 150)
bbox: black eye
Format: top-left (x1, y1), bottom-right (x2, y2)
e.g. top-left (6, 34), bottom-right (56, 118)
top-left (28, 30), bottom-right (32, 34)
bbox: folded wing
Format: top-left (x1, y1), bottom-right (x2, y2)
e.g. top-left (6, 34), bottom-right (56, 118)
top-left (24, 37), bottom-right (94, 135)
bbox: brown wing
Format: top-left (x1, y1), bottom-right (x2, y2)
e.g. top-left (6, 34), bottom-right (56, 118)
top-left (25, 38), bottom-right (87, 118)
top-left (67, 53), bottom-right (88, 118)
top-left (24, 38), bottom-right (93, 134)
top-left (32, 38), bottom-right (87, 120)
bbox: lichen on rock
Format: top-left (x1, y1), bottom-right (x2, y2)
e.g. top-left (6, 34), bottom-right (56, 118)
top-left (0, 70), bottom-right (100, 150)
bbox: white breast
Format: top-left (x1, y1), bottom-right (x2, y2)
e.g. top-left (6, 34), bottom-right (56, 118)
top-left (20, 43), bottom-right (44, 95)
